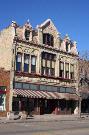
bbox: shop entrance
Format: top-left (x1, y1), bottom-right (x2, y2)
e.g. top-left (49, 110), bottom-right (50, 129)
top-left (44, 99), bottom-right (58, 114)
top-left (13, 97), bottom-right (77, 115)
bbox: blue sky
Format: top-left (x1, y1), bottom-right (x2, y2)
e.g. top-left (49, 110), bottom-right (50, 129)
top-left (0, 0), bottom-right (89, 54)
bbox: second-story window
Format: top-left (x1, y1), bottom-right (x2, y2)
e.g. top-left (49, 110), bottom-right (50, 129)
top-left (43, 33), bottom-right (54, 46)
top-left (59, 62), bottom-right (64, 78)
top-left (25, 29), bottom-right (30, 40)
top-left (16, 53), bottom-right (22, 72)
top-left (24, 54), bottom-right (30, 72)
top-left (41, 52), bottom-right (55, 76)
top-left (31, 56), bottom-right (36, 73)
top-left (70, 64), bottom-right (74, 79)
top-left (65, 63), bottom-right (69, 79)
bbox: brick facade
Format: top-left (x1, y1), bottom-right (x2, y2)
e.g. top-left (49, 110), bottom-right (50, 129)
top-left (0, 68), bottom-right (10, 116)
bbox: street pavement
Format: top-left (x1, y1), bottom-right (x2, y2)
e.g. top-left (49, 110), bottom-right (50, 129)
top-left (0, 116), bottom-right (89, 135)
top-left (0, 114), bottom-right (89, 135)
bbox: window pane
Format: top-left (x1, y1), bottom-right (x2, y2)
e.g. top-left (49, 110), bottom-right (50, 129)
top-left (24, 54), bottom-right (29, 64)
top-left (43, 33), bottom-right (54, 46)
top-left (24, 54), bottom-right (29, 72)
top-left (24, 64), bottom-right (29, 72)
top-left (47, 60), bottom-right (50, 68)
top-left (23, 83), bottom-right (29, 90)
top-left (40, 85), bottom-right (47, 91)
top-left (66, 88), bottom-right (72, 93)
top-left (41, 67), bottom-right (44, 75)
top-left (31, 65), bottom-right (36, 73)
top-left (66, 42), bottom-right (69, 52)
top-left (16, 53), bottom-right (22, 71)
top-left (65, 63), bottom-right (69, 71)
top-left (60, 62), bottom-right (64, 70)
top-left (16, 53), bottom-right (22, 62)
top-left (42, 59), bottom-right (46, 67)
top-left (46, 85), bottom-right (52, 91)
top-left (52, 86), bottom-right (57, 92)
top-left (16, 63), bottom-right (22, 72)
top-left (14, 82), bottom-right (22, 89)
top-left (70, 72), bottom-right (74, 79)
top-left (52, 61), bottom-right (55, 68)
top-left (30, 84), bottom-right (38, 90)
top-left (0, 86), bottom-right (6, 91)
top-left (31, 56), bottom-right (36, 65)
top-left (66, 88), bottom-right (76, 93)
top-left (25, 30), bottom-right (30, 40)
top-left (60, 70), bottom-right (64, 78)
top-left (65, 71), bottom-right (69, 79)
top-left (0, 94), bottom-right (6, 111)
top-left (43, 34), bottom-right (46, 44)
top-left (70, 65), bottom-right (74, 72)
top-left (60, 87), bottom-right (66, 93)
top-left (46, 67), bottom-right (50, 75)
top-left (51, 35), bottom-right (54, 46)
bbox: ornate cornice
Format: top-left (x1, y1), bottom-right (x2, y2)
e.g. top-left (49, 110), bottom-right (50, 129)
top-left (14, 37), bottom-right (78, 57)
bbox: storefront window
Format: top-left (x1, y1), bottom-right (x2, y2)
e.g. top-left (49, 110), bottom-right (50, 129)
top-left (60, 87), bottom-right (66, 93)
top-left (0, 94), bottom-right (6, 111)
top-left (40, 85), bottom-right (47, 91)
top-left (30, 84), bottom-right (38, 90)
top-left (23, 83), bottom-right (29, 90)
top-left (0, 86), bottom-right (6, 111)
top-left (14, 82), bottom-right (22, 89)
top-left (66, 88), bottom-right (75, 93)
top-left (52, 86), bottom-right (57, 92)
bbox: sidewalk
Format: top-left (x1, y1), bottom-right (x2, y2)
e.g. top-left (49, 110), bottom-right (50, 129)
top-left (0, 114), bottom-right (89, 124)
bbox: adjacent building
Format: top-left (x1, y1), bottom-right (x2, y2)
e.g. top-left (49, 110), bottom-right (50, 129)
top-left (0, 19), bottom-right (79, 116)
top-left (78, 59), bottom-right (89, 113)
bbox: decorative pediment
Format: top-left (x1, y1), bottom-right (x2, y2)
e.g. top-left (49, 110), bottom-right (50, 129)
top-left (37, 19), bottom-right (60, 48)
top-left (37, 19), bottom-right (59, 34)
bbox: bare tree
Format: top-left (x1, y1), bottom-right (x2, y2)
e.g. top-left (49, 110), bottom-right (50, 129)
top-left (78, 51), bottom-right (89, 116)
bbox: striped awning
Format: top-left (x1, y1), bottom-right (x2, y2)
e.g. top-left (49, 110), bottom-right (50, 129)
top-left (13, 89), bottom-right (78, 100)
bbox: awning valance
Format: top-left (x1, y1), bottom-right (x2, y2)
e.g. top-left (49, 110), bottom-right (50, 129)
top-left (13, 89), bottom-right (78, 100)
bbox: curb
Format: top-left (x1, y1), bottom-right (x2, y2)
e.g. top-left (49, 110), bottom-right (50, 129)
top-left (0, 118), bottom-right (84, 124)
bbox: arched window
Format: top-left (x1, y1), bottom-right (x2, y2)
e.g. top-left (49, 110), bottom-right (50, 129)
top-left (43, 33), bottom-right (54, 46)
top-left (25, 29), bottom-right (30, 40)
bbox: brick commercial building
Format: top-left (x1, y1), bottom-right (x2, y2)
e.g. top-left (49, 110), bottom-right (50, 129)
top-left (0, 19), bottom-right (79, 116)
top-left (0, 68), bottom-right (10, 116)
